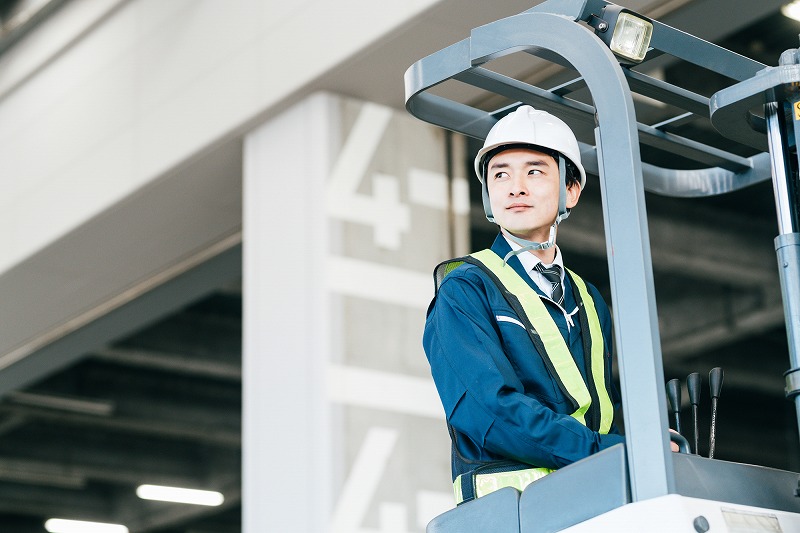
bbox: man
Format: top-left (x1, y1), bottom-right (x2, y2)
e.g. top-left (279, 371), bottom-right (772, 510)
top-left (423, 105), bottom-right (625, 505)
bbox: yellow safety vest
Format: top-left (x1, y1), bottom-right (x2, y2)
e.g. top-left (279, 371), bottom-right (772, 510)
top-left (437, 250), bottom-right (614, 504)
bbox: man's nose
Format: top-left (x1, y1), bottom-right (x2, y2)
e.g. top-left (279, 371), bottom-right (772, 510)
top-left (509, 174), bottom-right (527, 195)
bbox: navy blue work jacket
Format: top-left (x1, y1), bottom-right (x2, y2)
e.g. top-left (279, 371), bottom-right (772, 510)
top-left (423, 234), bottom-right (624, 480)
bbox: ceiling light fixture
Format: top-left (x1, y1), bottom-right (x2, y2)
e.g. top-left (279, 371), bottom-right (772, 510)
top-left (783, 1), bottom-right (800, 22)
top-left (136, 484), bottom-right (224, 506)
top-left (44, 518), bottom-right (128, 533)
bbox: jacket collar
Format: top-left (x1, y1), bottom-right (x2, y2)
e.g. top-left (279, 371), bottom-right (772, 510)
top-left (489, 233), bottom-right (543, 295)
top-left (488, 232), bottom-right (577, 308)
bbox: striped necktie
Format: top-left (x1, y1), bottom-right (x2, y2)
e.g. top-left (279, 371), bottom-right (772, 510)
top-left (534, 263), bottom-right (564, 306)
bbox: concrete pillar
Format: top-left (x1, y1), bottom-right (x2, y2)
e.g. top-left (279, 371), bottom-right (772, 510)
top-left (243, 93), bottom-right (333, 532)
top-left (243, 92), bottom-right (469, 532)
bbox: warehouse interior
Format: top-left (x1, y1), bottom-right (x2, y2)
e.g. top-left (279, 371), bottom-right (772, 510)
top-left (1, 0), bottom-right (800, 531)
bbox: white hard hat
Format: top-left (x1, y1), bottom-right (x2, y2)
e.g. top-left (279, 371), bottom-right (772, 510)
top-left (474, 105), bottom-right (586, 189)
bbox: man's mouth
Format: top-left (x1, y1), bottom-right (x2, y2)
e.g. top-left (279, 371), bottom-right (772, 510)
top-left (506, 203), bottom-right (532, 210)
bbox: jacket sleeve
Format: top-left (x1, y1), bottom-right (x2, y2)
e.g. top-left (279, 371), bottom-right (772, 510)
top-left (423, 270), bottom-right (624, 470)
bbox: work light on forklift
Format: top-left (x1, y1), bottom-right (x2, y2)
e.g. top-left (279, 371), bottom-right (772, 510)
top-left (609, 12), bottom-right (653, 62)
top-left (592, 7), bottom-right (653, 64)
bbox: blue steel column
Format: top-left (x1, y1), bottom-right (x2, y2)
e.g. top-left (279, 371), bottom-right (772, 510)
top-left (470, 13), bottom-right (674, 501)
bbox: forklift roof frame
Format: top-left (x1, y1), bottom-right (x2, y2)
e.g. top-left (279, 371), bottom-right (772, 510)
top-left (405, 0), bottom-right (800, 505)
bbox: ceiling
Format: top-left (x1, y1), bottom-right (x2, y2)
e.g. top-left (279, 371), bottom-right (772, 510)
top-left (2, 0), bottom-right (800, 531)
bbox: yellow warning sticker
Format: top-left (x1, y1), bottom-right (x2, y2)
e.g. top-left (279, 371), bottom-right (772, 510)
top-left (794, 101), bottom-right (800, 121)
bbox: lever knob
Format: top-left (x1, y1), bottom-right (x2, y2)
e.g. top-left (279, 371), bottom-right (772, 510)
top-left (687, 372), bottom-right (702, 405)
top-left (709, 367), bottom-right (724, 399)
top-left (667, 378), bottom-right (681, 413)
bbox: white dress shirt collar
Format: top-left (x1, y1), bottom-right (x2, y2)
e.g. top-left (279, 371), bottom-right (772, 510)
top-left (502, 232), bottom-right (565, 283)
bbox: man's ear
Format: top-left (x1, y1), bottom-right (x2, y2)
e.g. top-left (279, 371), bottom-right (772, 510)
top-left (566, 182), bottom-right (582, 209)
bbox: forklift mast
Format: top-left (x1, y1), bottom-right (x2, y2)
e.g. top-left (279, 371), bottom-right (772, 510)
top-left (406, 0), bottom-right (800, 530)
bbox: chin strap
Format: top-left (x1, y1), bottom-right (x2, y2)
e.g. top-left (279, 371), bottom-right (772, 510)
top-left (501, 156), bottom-right (570, 265)
top-left (502, 224), bottom-right (557, 264)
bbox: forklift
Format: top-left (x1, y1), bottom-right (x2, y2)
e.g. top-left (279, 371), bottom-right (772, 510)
top-left (405, 0), bottom-right (800, 530)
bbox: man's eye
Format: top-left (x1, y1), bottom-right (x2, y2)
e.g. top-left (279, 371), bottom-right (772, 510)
top-left (529, 169), bottom-right (543, 175)
top-left (494, 171), bottom-right (509, 180)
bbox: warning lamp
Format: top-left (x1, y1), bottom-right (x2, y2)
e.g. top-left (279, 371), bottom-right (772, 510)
top-left (591, 6), bottom-right (653, 64)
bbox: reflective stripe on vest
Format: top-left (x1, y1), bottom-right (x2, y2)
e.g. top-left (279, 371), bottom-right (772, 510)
top-left (469, 249), bottom-right (614, 430)
top-left (453, 466), bottom-right (553, 505)
top-left (568, 269), bottom-right (614, 433)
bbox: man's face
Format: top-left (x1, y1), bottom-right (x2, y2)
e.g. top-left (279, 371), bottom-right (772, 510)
top-left (486, 147), bottom-right (581, 242)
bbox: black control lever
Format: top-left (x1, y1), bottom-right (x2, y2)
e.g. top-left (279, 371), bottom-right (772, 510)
top-left (709, 367), bottom-right (724, 459)
top-left (687, 372), bottom-right (702, 455)
top-left (666, 378), bottom-right (682, 435)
